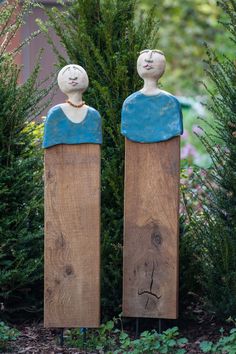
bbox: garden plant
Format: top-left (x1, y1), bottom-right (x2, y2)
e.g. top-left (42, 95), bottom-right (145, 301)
top-left (0, 321), bottom-right (19, 352)
top-left (183, 0), bottom-right (236, 319)
top-left (0, 0), bottom-right (49, 319)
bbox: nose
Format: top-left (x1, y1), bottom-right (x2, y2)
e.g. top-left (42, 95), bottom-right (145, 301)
top-left (145, 50), bottom-right (153, 63)
top-left (148, 50), bottom-right (153, 59)
top-left (68, 68), bottom-right (79, 80)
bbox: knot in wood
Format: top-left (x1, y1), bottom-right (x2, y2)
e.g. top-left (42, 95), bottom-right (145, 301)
top-left (65, 264), bottom-right (74, 276)
top-left (151, 231), bottom-right (162, 248)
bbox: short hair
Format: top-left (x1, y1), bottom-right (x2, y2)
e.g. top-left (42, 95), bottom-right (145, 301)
top-left (139, 49), bottom-right (165, 56)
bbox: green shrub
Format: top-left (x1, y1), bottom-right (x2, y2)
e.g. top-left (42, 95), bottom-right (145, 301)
top-left (40, 0), bottom-right (160, 318)
top-left (186, 0), bottom-right (236, 318)
top-left (179, 166), bottom-right (207, 307)
top-left (116, 327), bottom-right (187, 354)
top-left (0, 0), bottom-right (49, 319)
top-left (200, 328), bottom-right (236, 354)
top-left (0, 123), bottom-right (44, 318)
top-left (0, 321), bottom-right (20, 352)
top-left (66, 320), bottom-right (118, 352)
top-left (65, 318), bottom-right (188, 354)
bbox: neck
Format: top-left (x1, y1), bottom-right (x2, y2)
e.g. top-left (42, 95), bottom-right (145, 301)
top-left (67, 91), bottom-right (83, 104)
top-left (140, 78), bottom-right (161, 96)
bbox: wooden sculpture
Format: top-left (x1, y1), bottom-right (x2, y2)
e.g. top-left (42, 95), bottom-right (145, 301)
top-left (43, 64), bottom-right (101, 328)
top-left (121, 50), bottom-right (183, 319)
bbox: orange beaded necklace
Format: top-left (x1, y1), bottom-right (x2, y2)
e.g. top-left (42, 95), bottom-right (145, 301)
top-left (66, 100), bottom-right (85, 108)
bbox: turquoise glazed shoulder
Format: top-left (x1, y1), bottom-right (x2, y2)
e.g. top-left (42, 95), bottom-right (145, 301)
top-left (121, 90), bottom-right (183, 143)
top-left (42, 106), bottom-right (102, 148)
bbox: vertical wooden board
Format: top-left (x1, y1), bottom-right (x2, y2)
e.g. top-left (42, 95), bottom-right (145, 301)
top-left (44, 144), bottom-right (100, 328)
top-left (123, 137), bottom-right (180, 319)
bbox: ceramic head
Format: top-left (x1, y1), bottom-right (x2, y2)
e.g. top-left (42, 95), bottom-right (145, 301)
top-left (137, 49), bottom-right (166, 81)
top-left (57, 64), bottom-right (89, 95)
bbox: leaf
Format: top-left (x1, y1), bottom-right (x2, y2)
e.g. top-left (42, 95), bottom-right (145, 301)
top-left (200, 341), bottom-right (213, 352)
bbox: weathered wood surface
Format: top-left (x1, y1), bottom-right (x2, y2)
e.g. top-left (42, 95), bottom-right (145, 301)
top-left (44, 144), bottom-right (100, 328)
top-left (123, 137), bottom-right (180, 319)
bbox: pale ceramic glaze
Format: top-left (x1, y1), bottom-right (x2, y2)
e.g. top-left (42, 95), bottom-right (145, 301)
top-left (43, 64), bottom-right (102, 148)
top-left (121, 50), bottom-right (183, 143)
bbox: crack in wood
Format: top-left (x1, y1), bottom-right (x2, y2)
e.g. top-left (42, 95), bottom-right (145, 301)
top-left (150, 261), bottom-right (155, 291)
top-left (138, 289), bottom-right (161, 301)
top-left (138, 261), bottom-right (161, 309)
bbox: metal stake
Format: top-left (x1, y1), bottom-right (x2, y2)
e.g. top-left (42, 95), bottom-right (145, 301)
top-left (135, 318), bottom-right (139, 338)
top-left (82, 327), bottom-right (87, 352)
top-left (158, 319), bottom-right (162, 333)
top-left (60, 328), bottom-right (64, 347)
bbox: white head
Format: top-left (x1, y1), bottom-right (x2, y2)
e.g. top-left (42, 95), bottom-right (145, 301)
top-left (57, 64), bottom-right (89, 95)
top-left (137, 49), bottom-right (166, 81)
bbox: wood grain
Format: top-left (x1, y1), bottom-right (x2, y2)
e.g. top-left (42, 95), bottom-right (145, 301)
top-left (44, 144), bottom-right (100, 328)
top-left (123, 137), bottom-right (180, 319)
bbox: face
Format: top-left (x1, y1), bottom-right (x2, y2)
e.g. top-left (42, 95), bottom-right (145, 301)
top-left (57, 64), bottom-right (89, 95)
top-left (137, 50), bottom-right (166, 80)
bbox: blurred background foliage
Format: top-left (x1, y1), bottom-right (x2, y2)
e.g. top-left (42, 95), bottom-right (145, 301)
top-left (140, 0), bottom-right (233, 95)
top-left (139, 0), bottom-right (234, 168)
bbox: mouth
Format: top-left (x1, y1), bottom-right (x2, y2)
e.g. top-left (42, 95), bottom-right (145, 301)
top-left (69, 81), bottom-right (79, 86)
top-left (143, 64), bottom-right (153, 70)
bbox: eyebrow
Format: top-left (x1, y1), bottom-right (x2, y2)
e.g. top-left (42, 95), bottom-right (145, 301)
top-left (61, 66), bottom-right (83, 75)
top-left (73, 66), bottom-right (82, 72)
top-left (140, 49), bottom-right (164, 56)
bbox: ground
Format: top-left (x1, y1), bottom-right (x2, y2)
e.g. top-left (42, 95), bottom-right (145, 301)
top-left (4, 319), bottom-right (229, 354)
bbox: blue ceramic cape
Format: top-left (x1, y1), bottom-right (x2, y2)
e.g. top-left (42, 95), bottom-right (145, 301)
top-left (42, 106), bottom-right (102, 148)
top-left (121, 90), bottom-right (183, 143)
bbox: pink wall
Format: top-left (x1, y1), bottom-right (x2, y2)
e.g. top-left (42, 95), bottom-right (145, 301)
top-left (21, 1), bottom-right (67, 118)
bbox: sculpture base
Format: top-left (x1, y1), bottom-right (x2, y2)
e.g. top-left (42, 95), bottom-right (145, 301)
top-left (44, 144), bottom-right (100, 328)
top-left (123, 137), bottom-right (180, 319)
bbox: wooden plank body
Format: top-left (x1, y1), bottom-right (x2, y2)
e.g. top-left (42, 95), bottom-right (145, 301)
top-left (123, 137), bottom-right (180, 319)
top-left (44, 144), bottom-right (100, 328)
